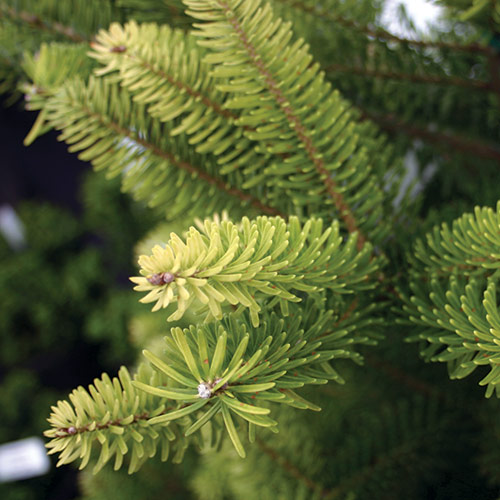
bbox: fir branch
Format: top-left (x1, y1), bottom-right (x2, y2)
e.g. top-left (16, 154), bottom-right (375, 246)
top-left (89, 23), bottom-right (237, 124)
top-left (130, 215), bottom-right (379, 326)
top-left (326, 63), bottom-right (493, 92)
top-left (89, 21), bottom-right (290, 183)
top-left (360, 109), bottom-right (500, 164)
top-left (100, 117), bottom-right (281, 217)
top-left (402, 203), bottom-right (500, 397)
top-left (185, 0), bottom-right (394, 244)
top-left (411, 203), bottom-right (500, 277)
top-left (0, 5), bottom-right (88, 42)
top-left (41, 76), bottom-right (281, 219)
top-left (272, 0), bottom-right (494, 56)
top-left (256, 437), bottom-right (325, 494)
top-left (216, 0), bottom-right (364, 245)
top-left (46, 303), bottom-right (366, 463)
top-left (44, 365), bottom-right (185, 474)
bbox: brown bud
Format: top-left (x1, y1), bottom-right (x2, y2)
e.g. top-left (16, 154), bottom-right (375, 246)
top-left (147, 273), bottom-right (165, 285)
top-left (161, 272), bottom-right (175, 284)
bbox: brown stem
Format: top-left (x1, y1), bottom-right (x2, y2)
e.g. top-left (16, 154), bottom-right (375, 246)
top-left (217, 0), bottom-right (365, 248)
top-left (55, 407), bottom-right (173, 437)
top-left (360, 109), bottom-right (500, 164)
top-left (273, 0), bottom-right (494, 56)
top-left (326, 63), bottom-right (492, 91)
top-left (1, 6), bottom-right (87, 43)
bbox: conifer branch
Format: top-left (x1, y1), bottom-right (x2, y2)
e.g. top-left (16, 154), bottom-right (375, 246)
top-left (215, 0), bottom-right (364, 245)
top-left (39, 76), bottom-right (282, 218)
top-left (99, 116), bottom-right (281, 217)
top-left (0, 5), bottom-right (88, 42)
top-left (44, 365), bottom-right (185, 474)
top-left (360, 109), bottom-right (500, 164)
top-left (89, 23), bottom-right (237, 124)
top-left (256, 437), bottom-right (325, 493)
top-left (272, 0), bottom-right (494, 55)
top-left (184, 0), bottom-right (397, 246)
top-left (326, 63), bottom-right (492, 92)
top-left (402, 203), bottom-right (500, 397)
top-left (131, 215), bottom-right (379, 326)
top-left (89, 21), bottom-right (302, 209)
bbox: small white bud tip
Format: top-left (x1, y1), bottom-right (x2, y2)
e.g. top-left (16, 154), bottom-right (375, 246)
top-left (197, 383), bottom-right (212, 399)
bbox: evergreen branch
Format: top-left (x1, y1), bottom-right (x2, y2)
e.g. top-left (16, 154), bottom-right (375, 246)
top-left (185, 0), bottom-right (392, 244)
top-left (0, 5), bottom-right (88, 42)
top-left (256, 437), bottom-right (325, 493)
top-left (411, 203), bottom-right (500, 277)
top-left (133, 305), bottom-right (361, 456)
top-left (326, 63), bottom-right (493, 92)
top-left (401, 203), bottom-right (500, 397)
top-left (90, 22), bottom-right (236, 124)
top-left (40, 76), bottom-right (281, 219)
top-left (44, 365), bottom-right (186, 474)
top-left (214, 0), bottom-right (363, 244)
top-left (272, 0), bottom-right (494, 56)
top-left (130, 215), bottom-right (379, 326)
top-left (88, 21), bottom-right (285, 183)
top-left (46, 302), bottom-right (369, 467)
top-left (101, 118), bottom-right (281, 218)
top-left (360, 109), bottom-right (500, 164)
top-left (402, 277), bottom-right (500, 398)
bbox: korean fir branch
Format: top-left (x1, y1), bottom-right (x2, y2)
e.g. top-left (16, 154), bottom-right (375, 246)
top-left (45, 299), bottom-right (381, 464)
top-left (0, 0), bottom-right (122, 56)
top-left (88, 20), bottom-right (404, 228)
top-left (89, 21), bottom-right (281, 188)
top-left (44, 364), bottom-right (188, 475)
top-left (21, 43), bottom-right (97, 145)
top-left (398, 202), bottom-right (500, 397)
top-left (130, 214), bottom-right (381, 327)
top-left (183, 0), bottom-right (392, 244)
top-left (31, 74), bottom-right (280, 219)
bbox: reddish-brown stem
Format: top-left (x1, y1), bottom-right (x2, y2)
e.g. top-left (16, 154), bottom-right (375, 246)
top-left (54, 410), bottom-right (160, 437)
top-left (217, 1), bottom-right (365, 248)
top-left (326, 63), bottom-right (492, 91)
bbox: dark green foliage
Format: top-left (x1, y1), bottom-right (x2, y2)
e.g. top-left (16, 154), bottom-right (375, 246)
top-left (78, 450), bottom-right (197, 500)
top-left (0, 173), bottom-right (156, 499)
top-left (0, 196), bottom-right (146, 368)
